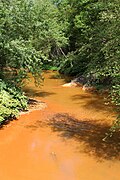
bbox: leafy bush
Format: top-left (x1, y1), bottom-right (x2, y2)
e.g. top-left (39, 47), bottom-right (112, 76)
top-left (0, 80), bottom-right (28, 123)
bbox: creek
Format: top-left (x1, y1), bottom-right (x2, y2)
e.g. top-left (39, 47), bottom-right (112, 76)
top-left (0, 71), bottom-right (119, 180)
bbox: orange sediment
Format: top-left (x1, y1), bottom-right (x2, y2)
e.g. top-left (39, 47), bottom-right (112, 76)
top-left (0, 71), bottom-right (119, 180)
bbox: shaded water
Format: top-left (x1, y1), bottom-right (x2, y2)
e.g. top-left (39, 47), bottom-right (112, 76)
top-left (0, 71), bottom-right (120, 180)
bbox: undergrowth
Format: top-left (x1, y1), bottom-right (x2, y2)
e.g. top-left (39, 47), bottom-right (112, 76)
top-left (0, 80), bottom-right (28, 124)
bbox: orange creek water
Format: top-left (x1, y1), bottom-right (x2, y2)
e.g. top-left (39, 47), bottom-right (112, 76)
top-left (0, 71), bottom-right (120, 180)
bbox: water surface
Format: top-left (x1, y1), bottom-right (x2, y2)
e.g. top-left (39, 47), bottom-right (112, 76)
top-left (0, 71), bottom-right (119, 180)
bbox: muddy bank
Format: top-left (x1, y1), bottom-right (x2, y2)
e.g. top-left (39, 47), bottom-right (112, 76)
top-left (20, 98), bottom-right (47, 114)
top-left (62, 75), bottom-right (96, 91)
top-left (0, 98), bottom-right (46, 129)
top-left (62, 74), bottom-right (110, 93)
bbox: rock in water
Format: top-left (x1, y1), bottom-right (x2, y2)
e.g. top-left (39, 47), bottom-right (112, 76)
top-left (62, 82), bottom-right (78, 87)
top-left (82, 84), bottom-right (96, 92)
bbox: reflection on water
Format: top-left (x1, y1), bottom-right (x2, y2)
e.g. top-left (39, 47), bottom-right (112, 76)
top-left (0, 71), bottom-right (119, 180)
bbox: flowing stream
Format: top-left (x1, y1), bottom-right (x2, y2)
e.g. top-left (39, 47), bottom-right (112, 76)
top-left (0, 71), bottom-right (120, 180)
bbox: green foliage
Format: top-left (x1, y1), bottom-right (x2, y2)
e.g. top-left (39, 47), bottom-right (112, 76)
top-left (111, 85), bottom-right (120, 106)
top-left (0, 0), bottom-right (67, 84)
top-left (0, 80), bottom-right (28, 123)
top-left (42, 65), bottom-right (58, 71)
top-left (56, 0), bottom-right (120, 132)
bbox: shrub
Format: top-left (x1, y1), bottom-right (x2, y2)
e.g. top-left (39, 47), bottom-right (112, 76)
top-left (0, 80), bottom-right (28, 123)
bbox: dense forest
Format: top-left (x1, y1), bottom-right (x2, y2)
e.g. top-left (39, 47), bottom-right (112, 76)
top-left (0, 0), bottom-right (120, 133)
